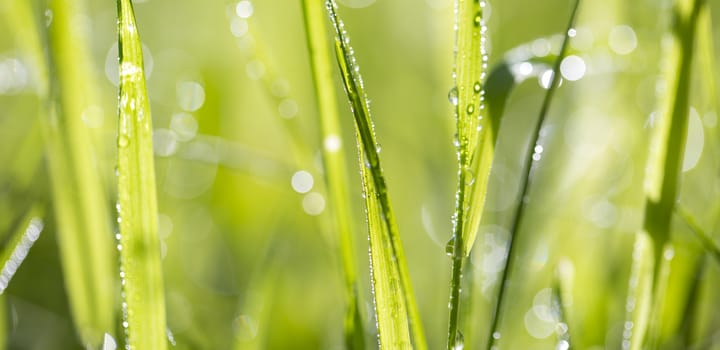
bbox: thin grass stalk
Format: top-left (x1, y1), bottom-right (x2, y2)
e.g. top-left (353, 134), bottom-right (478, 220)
top-left (445, 0), bottom-right (491, 347)
top-left (42, 0), bottom-right (118, 345)
top-left (116, 0), bottom-right (167, 348)
top-left (301, 0), bottom-right (366, 348)
top-left (325, 1), bottom-right (426, 348)
top-left (676, 207), bottom-right (720, 263)
top-left (632, 0), bottom-right (705, 348)
top-left (485, 2), bottom-right (581, 349)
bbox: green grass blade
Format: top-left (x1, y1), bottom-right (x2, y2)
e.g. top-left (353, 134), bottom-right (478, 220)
top-left (633, 0), bottom-right (705, 347)
top-left (0, 205), bottom-right (44, 295)
top-left (326, 1), bottom-right (426, 349)
top-left (301, 1), bottom-right (365, 348)
top-left (623, 232), bottom-right (655, 350)
top-left (485, 2), bottom-right (581, 349)
top-left (446, 0), bottom-right (490, 347)
top-left (552, 260), bottom-right (574, 349)
top-left (676, 207), bottom-right (720, 264)
top-left (116, 0), bottom-right (167, 349)
top-left (43, 0), bottom-right (118, 345)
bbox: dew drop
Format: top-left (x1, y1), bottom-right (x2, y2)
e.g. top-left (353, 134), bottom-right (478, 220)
top-left (453, 330), bottom-right (465, 350)
top-left (118, 135), bottom-right (130, 148)
top-left (445, 236), bottom-right (456, 256)
top-left (466, 104), bottom-right (475, 115)
top-left (473, 82), bottom-right (481, 93)
top-left (448, 87), bottom-right (459, 106)
top-left (473, 12), bottom-right (481, 27)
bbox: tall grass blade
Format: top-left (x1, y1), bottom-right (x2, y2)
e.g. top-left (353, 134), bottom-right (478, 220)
top-left (301, 1), bottom-right (365, 348)
top-left (446, 0), bottom-right (491, 346)
top-left (116, 0), bottom-right (168, 348)
top-left (632, 0), bottom-right (705, 347)
top-left (485, 1), bottom-right (581, 349)
top-left (43, 0), bottom-right (118, 345)
top-left (325, 1), bottom-right (426, 348)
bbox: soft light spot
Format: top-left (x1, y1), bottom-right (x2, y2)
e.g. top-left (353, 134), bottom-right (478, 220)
top-left (531, 38), bottom-right (551, 57)
top-left (230, 18), bottom-right (249, 37)
top-left (153, 129), bottom-right (178, 157)
top-left (158, 213), bottom-right (173, 239)
top-left (324, 134), bottom-right (341, 152)
top-left (278, 99), bottom-right (298, 118)
top-left (337, 0), bottom-right (377, 8)
top-left (539, 70), bottom-right (555, 89)
top-left (102, 333), bottom-right (117, 350)
top-left (81, 105), bottom-right (105, 128)
top-left (683, 107), bottom-right (704, 172)
top-left (176, 81), bottom-right (205, 112)
top-left (235, 1), bottom-right (254, 18)
top-left (233, 314), bottom-right (258, 341)
top-left (246, 60), bottom-right (265, 80)
top-left (609, 25), bottom-right (637, 55)
top-left (291, 170), bottom-right (314, 194)
top-left (570, 27), bottom-right (595, 51)
top-left (271, 79), bottom-right (290, 97)
top-left (170, 113), bottom-right (199, 141)
top-left (302, 192), bottom-right (325, 216)
top-left (560, 55), bottom-right (586, 81)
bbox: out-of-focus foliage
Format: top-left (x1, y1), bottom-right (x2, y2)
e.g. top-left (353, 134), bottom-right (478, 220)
top-left (0, 0), bottom-right (718, 349)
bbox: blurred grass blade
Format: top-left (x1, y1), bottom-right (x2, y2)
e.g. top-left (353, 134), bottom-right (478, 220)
top-left (552, 259), bottom-right (574, 349)
top-left (676, 207), bottom-right (720, 263)
top-left (116, 0), bottom-right (168, 349)
top-left (486, 1), bottom-right (580, 349)
top-left (42, 0), bottom-right (118, 345)
top-left (623, 233), bottom-right (655, 350)
top-left (0, 205), bottom-right (44, 295)
top-left (326, 1), bottom-right (426, 349)
top-left (446, 0), bottom-right (490, 347)
top-left (301, 1), bottom-right (365, 348)
top-left (633, 0), bottom-right (705, 347)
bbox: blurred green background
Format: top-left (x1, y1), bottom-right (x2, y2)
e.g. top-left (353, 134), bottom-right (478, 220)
top-left (0, 0), bottom-right (719, 348)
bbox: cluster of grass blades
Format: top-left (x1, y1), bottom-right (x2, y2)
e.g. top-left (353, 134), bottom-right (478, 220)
top-left (2, 0), bottom-right (720, 348)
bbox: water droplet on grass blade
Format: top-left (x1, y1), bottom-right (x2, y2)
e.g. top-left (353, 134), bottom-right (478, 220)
top-left (453, 330), bottom-right (465, 350)
top-left (448, 86), bottom-right (459, 106)
top-left (445, 236), bottom-right (456, 256)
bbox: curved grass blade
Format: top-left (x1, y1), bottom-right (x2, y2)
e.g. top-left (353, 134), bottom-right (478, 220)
top-left (41, 0), bottom-right (119, 344)
top-left (116, 0), bottom-right (168, 349)
top-left (301, 1), bottom-right (366, 348)
top-left (0, 205), bottom-right (44, 295)
top-left (325, 1), bottom-right (426, 349)
top-left (631, 0), bottom-right (705, 348)
top-left (445, 0), bottom-right (491, 347)
top-left (485, 2), bottom-right (581, 349)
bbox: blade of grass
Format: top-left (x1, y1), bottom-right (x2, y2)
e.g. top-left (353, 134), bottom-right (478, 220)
top-left (0, 204), bottom-right (44, 295)
top-left (676, 207), bottom-right (720, 263)
top-left (552, 259), bottom-right (574, 349)
top-left (445, 0), bottom-right (491, 347)
top-left (39, 0), bottom-right (119, 345)
top-left (325, 1), bottom-right (426, 348)
top-left (301, 1), bottom-right (366, 348)
top-left (485, 1), bottom-right (581, 349)
top-left (632, 0), bottom-right (705, 348)
top-left (116, 0), bottom-right (167, 349)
